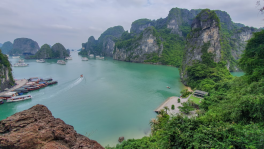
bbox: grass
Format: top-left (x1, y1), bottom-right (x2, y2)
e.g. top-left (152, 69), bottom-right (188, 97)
top-left (189, 94), bottom-right (203, 105)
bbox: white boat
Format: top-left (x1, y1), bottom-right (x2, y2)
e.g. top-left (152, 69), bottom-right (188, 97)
top-left (95, 56), bottom-right (100, 59)
top-left (82, 57), bottom-right (88, 61)
top-left (13, 63), bottom-right (29, 67)
top-left (89, 54), bottom-right (94, 58)
top-left (12, 56), bottom-right (20, 59)
top-left (7, 95), bottom-right (32, 102)
top-left (36, 59), bottom-right (45, 63)
top-left (6, 54), bottom-right (9, 58)
top-left (18, 59), bottom-right (24, 63)
top-left (99, 57), bottom-right (104, 60)
top-left (65, 57), bottom-right (72, 60)
top-left (57, 60), bottom-right (66, 65)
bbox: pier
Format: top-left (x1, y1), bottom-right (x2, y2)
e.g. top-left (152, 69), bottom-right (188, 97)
top-left (0, 79), bottom-right (28, 96)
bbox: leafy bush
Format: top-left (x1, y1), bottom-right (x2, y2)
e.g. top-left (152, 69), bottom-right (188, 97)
top-left (178, 98), bottom-right (180, 103)
top-left (178, 101), bottom-right (194, 114)
top-left (171, 104), bottom-right (175, 110)
top-left (180, 89), bottom-right (192, 98)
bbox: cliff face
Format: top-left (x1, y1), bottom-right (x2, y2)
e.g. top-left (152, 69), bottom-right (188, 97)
top-left (0, 104), bottom-right (104, 149)
top-left (181, 10), bottom-right (221, 84)
top-left (80, 26), bottom-right (125, 57)
top-left (10, 38), bottom-right (39, 55)
top-left (1, 41), bottom-right (13, 54)
top-left (0, 51), bottom-right (14, 91)
top-left (113, 27), bottom-right (163, 63)
top-left (28, 43), bottom-right (69, 59)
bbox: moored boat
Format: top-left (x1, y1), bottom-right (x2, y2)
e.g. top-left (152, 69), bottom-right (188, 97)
top-left (57, 60), bottom-right (66, 65)
top-left (18, 59), bottom-right (24, 63)
top-left (12, 56), bottom-right (20, 59)
top-left (99, 57), bottom-right (104, 60)
top-left (82, 57), bottom-right (88, 61)
top-left (13, 63), bottom-right (29, 67)
top-left (7, 95), bottom-right (32, 102)
top-left (47, 81), bottom-right (58, 85)
top-left (89, 54), bottom-right (94, 58)
top-left (0, 99), bottom-right (4, 105)
top-left (65, 57), bottom-right (72, 60)
top-left (36, 59), bottom-right (45, 63)
top-left (95, 56), bottom-right (100, 59)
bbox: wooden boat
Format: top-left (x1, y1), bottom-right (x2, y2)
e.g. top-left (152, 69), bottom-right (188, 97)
top-left (80, 74), bottom-right (83, 78)
top-left (65, 57), bottom-right (72, 60)
top-left (47, 81), bottom-right (58, 85)
top-left (57, 60), bottom-right (66, 65)
top-left (0, 99), bottom-right (4, 105)
top-left (12, 56), bottom-right (20, 59)
top-left (36, 59), bottom-right (45, 63)
top-left (82, 57), bottom-right (88, 61)
top-left (7, 95), bottom-right (32, 102)
top-left (167, 86), bottom-right (170, 89)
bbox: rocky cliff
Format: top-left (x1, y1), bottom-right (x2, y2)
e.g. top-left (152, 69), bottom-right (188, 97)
top-left (28, 43), bottom-right (69, 59)
top-left (80, 26), bottom-right (125, 57)
top-left (0, 51), bottom-right (14, 91)
top-left (0, 104), bottom-right (104, 149)
top-left (181, 9), bottom-right (222, 85)
top-left (10, 38), bottom-right (39, 56)
top-left (1, 41), bottom-right (13, 54)
top-left (113, 27), bottom-right (163, 63)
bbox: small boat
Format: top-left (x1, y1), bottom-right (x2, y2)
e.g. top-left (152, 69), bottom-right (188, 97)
top-left (57, 60), bottom-right (66, 65)
top-left (99, 57), bottom-right (104, 60)
top-left (42, 78), bottom-right (53, 81)
top-left (12, 56), bottom-right (20, 59)
top-left (7, 95), bottom-right (32, 102)
top-left (65, 57), bottom-right (72, 60)
top-left (13, 63), bottom-right (29, 67)
top-left (167, 86), bottom-right (170, 89)
top-left (18, 59), bottom-right (24, 63)
top-left (89, 54), bottom-right (94, 58)
top-left (95, 56), bottom-right (100, 59)
top-left (80, 74), bottom-right (83, 78)
top-left (47, 81), bottom-right (58, 85)
top-left (36, 59), bottom-right (45, 63)
top-left (82, 57), bottom-right (88, 61)
top-left (0, 99), bottom-right (4, 105)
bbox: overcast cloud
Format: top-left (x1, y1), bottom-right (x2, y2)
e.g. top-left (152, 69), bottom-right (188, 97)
top-left (0, 0), bottom-right (263, 49)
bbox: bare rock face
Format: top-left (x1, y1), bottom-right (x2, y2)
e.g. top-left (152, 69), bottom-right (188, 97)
top-left (113, 27), bottom-right (163, 63)
top-left (181, 10), bottom-right (221, 85)
top-left (0, 104), bottom-right (104, 149)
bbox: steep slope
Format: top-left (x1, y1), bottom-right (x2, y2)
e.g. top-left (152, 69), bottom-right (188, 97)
top-left (114, 27), bottom-right (163, 63)
top-left (10, 38), bottom-right (39, 55)
top-left (1, 41), bottom-right (13, 54)
top-left (0, 104), bottom-right (104, 149)
top-left (80, 26), bottom-right (125, 57)
top-left (0, 50), bottom-right (14, 91)
top-left (28, 43), bottom-right (69, 59)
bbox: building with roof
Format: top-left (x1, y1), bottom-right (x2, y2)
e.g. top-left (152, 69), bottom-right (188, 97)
top-left (193, 90), bottom-right (208, 98)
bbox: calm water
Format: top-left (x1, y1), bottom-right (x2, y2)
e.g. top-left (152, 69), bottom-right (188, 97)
top-left (0, 52), bottom-right (185, 146)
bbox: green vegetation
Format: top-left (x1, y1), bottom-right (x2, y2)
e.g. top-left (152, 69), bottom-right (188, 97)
top-left (108, 30), bottom-right (264, 148)
top-left (189, 94), bottom-right (202, 105)
top-left (171, 104), bottom-right (175, 110)
top-left (178, 101), bottom-right (194, 114)
top-left (0, 49), bottom-right (14, 85)
top-left (239, 30), bottom-right (264, 83)
top-left (195, 9), bottom-right (221, 29)
top-left (30, 43), bottom-right (69, 59)
top-left (177, 98), bottom-right (180, 103)
top-left (180, 89), bottom-right (192, 98)
top-left (131, 19), bottom-right (152, 28)
top-left (1, 41), bottom-right (13, 54)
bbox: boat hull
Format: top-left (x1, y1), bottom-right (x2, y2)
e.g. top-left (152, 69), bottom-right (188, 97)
top-left (7, 97), bottom-right (32, 102)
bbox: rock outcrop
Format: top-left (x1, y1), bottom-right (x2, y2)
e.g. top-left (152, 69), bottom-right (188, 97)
top-left (181, 9), bottom-right (221, 85)
top-left (113, 27), bottom-right (163, 63)
top-left (0, 41), bottom-right (13, 54)
top-left (0, 51), bottom-right (14, 91)
top-left (0, 104), bottom-right (104, 149)
top-left (28, 43), bottom-right (69, 59)
top-left (10, 38), bottom-right (39, 56)
top-left (80, 26), bottom-right (125, 57)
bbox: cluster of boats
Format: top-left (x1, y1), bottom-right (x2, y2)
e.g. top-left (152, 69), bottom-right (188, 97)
top-left (0, 77), bottom-right (58, 104)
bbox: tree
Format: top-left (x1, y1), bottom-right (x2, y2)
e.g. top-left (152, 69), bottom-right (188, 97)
top-left (178, 102), bottom-right (194, 114)
top-left (178, 98), bottom-right (180, 103)
top-left (164, 106), bottom-right (170, 114)
top-left (171, 104), bottom-right (175, 110)
top-left (159, 109), bottom-right (166, 117)
top-left (239, 30), bottom-right (264, 83)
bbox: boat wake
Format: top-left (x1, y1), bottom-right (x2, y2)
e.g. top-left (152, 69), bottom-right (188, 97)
top-left (46, 77), bottom-right (83, 99)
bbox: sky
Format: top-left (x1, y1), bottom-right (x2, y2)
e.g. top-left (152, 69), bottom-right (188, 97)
top-left (0, 0), bottom-right (263, 49)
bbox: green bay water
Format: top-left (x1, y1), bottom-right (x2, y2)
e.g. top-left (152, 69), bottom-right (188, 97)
top-left (0, 52), bottom-right (185, 146)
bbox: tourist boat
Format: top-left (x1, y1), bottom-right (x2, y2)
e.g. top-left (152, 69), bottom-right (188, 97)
top-left (57, 60), bottom-right (66, 65)
top-left (7, 95), bottom-right (32, 103)
top-left (89, 54), bottom-right (94, 58)
top-left (24, 86), bottom-right (40, 91)
top-left (13, 88), bottom-right (29, 93)
top-left (18, 59), bottom-right (24, 63)
top-left (82, 57), bottom-right (88, 61)
top-left (13, 63), bottom-right (29, 67)
top-left (99, 57), bottom-right (104, 60)
top-left (12, 56), bottom-right (20, 59)
top-left (47, 81), bottom-right (58, 85)
top-left (80, 74), bottom-right (83, 78)
top-left (42, 78), bottom-right (53, 81)
top-left (95, 56), bottom-right (100, 59)
top-left (36, 59), bottom-right (45, 63)
top-left (65, 57), bottom-right (72, 60)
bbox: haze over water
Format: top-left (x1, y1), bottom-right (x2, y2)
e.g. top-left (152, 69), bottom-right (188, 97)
top-left (0, 52), bottom-right (186, 146)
